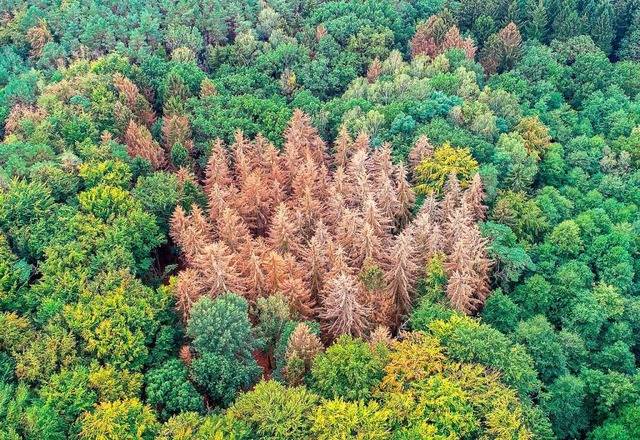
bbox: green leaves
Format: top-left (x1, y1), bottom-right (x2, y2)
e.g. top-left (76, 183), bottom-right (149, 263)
top-left (310, 335), bottom-right (385, 401)
top-left (187, 294), bottom-right (262, 406)
top-left (145, 359), bottom-right (204, 420)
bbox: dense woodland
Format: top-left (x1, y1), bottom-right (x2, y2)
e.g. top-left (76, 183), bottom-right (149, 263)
top-left (2, 0), bottom-right (640, 438)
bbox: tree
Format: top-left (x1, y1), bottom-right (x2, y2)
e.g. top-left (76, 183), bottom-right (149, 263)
top-left (589, 405), bottom-right (640, 440)
top-left (385, 232), bottom-right (418, 318)
top-left (64, 270), bottom-right (169, 371)
top-left (38, 366), bottom-right (96, 426)
top-left (526, 0), bottom-right (548, 41)
top-left (513, 315), bottom-right (568, 383)
top-left (187, 294), bottom-right (262, 406)
top-left (310, 335), bottom-right (385, 401)
top-left (284, 323), bottom-right (323, 386)
top-left (481, 23), bottom-right (524, 74)
top-left (311, 399), bottom-right (391, 439)
top-left (145, 359), bottom-right (204, 420)
top-left (541, 375), bottom-right (589, 439)
top-left (191, 242), bottom-right (246, 299)
top-left (425, 315), bottom-right (541, 397)
top-left (229, 380), bottom-right (318, 440)
top-left (319, 273), bottom-right (371, 339)
top-left (78, 398), bottom-right (160, 440)
top-left (123, 120), bottom-right (165, 169)
top-left (379, 331), bottom-right (535, 438)
top-left (414, 143), bottom-right (479, 195)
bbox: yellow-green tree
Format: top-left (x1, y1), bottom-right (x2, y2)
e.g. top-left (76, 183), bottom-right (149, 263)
top-left (78, 398), bottom-right (159, 440)
top-left (414, 143), bottom-right (479, 195)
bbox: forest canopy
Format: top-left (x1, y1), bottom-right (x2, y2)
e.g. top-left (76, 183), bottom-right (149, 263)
top-left (2, 0), bottom-right (640, 438)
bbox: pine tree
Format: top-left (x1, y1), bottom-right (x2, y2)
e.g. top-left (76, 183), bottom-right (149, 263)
top-left (216, 207), bottom-right (252, 253)
top-left (333, 126), bottom-right (353, 168)
top-left (445, 265), bottom-right (480, 314)
top-left (353, 132), bottom-right (371, 153)
top-left (284, 323), bottom-right (323, 385)
top-left (369, 143), bottom-right (394, 180)
top-left (366, 58), bottom-right (382, 83)
top-left (409, 207), bottom-right (438, 268)
top-left (203, 140), bottom-right (232, 192)
top-left (411, 16), bottom-right (442, 58)
top-left (327, 245), bottom-right (353, 280)
top-left (385, 232), bottom-right (418, 318)
top-left (199, 77), bottom-right (218, 98)
top-left (440, 173), bottom-right (463, 223)
top-left (463, 174), bottom-right (487, 221)
top-left (441, 26), bottom-right (477, 59)
top-left (113, 73), bottom-right (140, 107)
top-left (242, 248), bottom-right (267, 301)
top-left (283, 109), bottom-right (327, 166)
top-left (302, 231), bottom-right (330, 302)
top-left (174, 268), bottom-right (203, 321)
top-left (320, 273), bottom-right (371, 339)
top-left (237, 171), bottom-right (272, 234)
top-left (362, 195), bottom-right (392, 238)
top-left (408, 136), bottom-right (434, 176)
top-left (498, 22), bottom-right (523, 71)
top-left (351, 222), bottom-right (385, 267)
top-left (206, 183), bottom-right (230, 222)
top-left (262, 251), bottom-right (290, 294)
top-left (192, 242), bottom-right (246, 298)
top-left (279, 276), bottom-right (316, 318)
top-left (267, 203), bottom-right (301, 255)
top-left (376, 176), bottom-right (400, 226)
top-left (369, 325), bottom-right (393, 347)
top-left (26, 20), bottom-right (52, 57)
top-left (123, 120), bottom-right (166, 169)
top-left (443, 221), bottom-right (493, 314)
top-left (395, 163), bottom-right (415, 229)
top-left (526, 0), bottom-right (548, 42)
top-left (169, 205), bottom-right (213, 259)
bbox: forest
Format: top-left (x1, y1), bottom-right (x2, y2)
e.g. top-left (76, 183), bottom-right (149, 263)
top-left (1, 0), bottom-right (640, 438)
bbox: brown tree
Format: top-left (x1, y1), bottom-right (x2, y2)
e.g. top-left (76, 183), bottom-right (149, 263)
top-left (169, 205), bottom-right (213, 260)
top-left (408, 136), bottom-right (434, 174)
top-left (463, 173), bottom-right (487, 221)
top-left (480, 22), bottom-right (523, 73)
top-left (333, 126), bottom-right (353, 168)
top-left (192, 242), bottom-right (246, 298)
top-left (174, 269), bottom-right (203, 321)
top-left (319, 273), bottom-right (371, 339)
top-left (284, 323), bottom-right (323, 385)
top-left (123, 120), bottom-right (166, 169)
top-left (385, 232), bottom-right (418, 318)
top-left (267, 203), bottom-right (301, 256)
top-left (369, 325), bottom-right (393, 347)
top-left (207, 147), bottom-right (231, 188)
top-left (395, 162), bottom-right (415, 228)
top-left (411, 16), bottom-right (442, 58)
top-left (216, 207), bottom-right (252, 253)
top-left (366, 58), bottom-right (382, 83)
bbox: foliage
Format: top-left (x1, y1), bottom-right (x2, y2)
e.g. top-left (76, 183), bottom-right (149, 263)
top-left (187, 294), bottom-right (262, 406)
top-left (2, 0), bottom-right (640, 437)
top-left (310, 335), bottom-right (385, 401)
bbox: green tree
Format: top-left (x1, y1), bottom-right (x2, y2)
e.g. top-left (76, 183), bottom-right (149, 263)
top-left (229, 380), bottom-right (318, 440)
top-left (311, 399), bottom-right (391, 440)
top-left (78, 398), bottom-right (160, 440)
top-left (310, 335), bottom-right (386, 401)
top-left (145, 359), bottom-right (204, 420)
top-left (187, 294), bottom-right (262, 406)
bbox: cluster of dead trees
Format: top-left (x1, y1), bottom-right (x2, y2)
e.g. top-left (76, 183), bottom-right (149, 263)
top-left (170, 110), bottom-right (492, 339)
